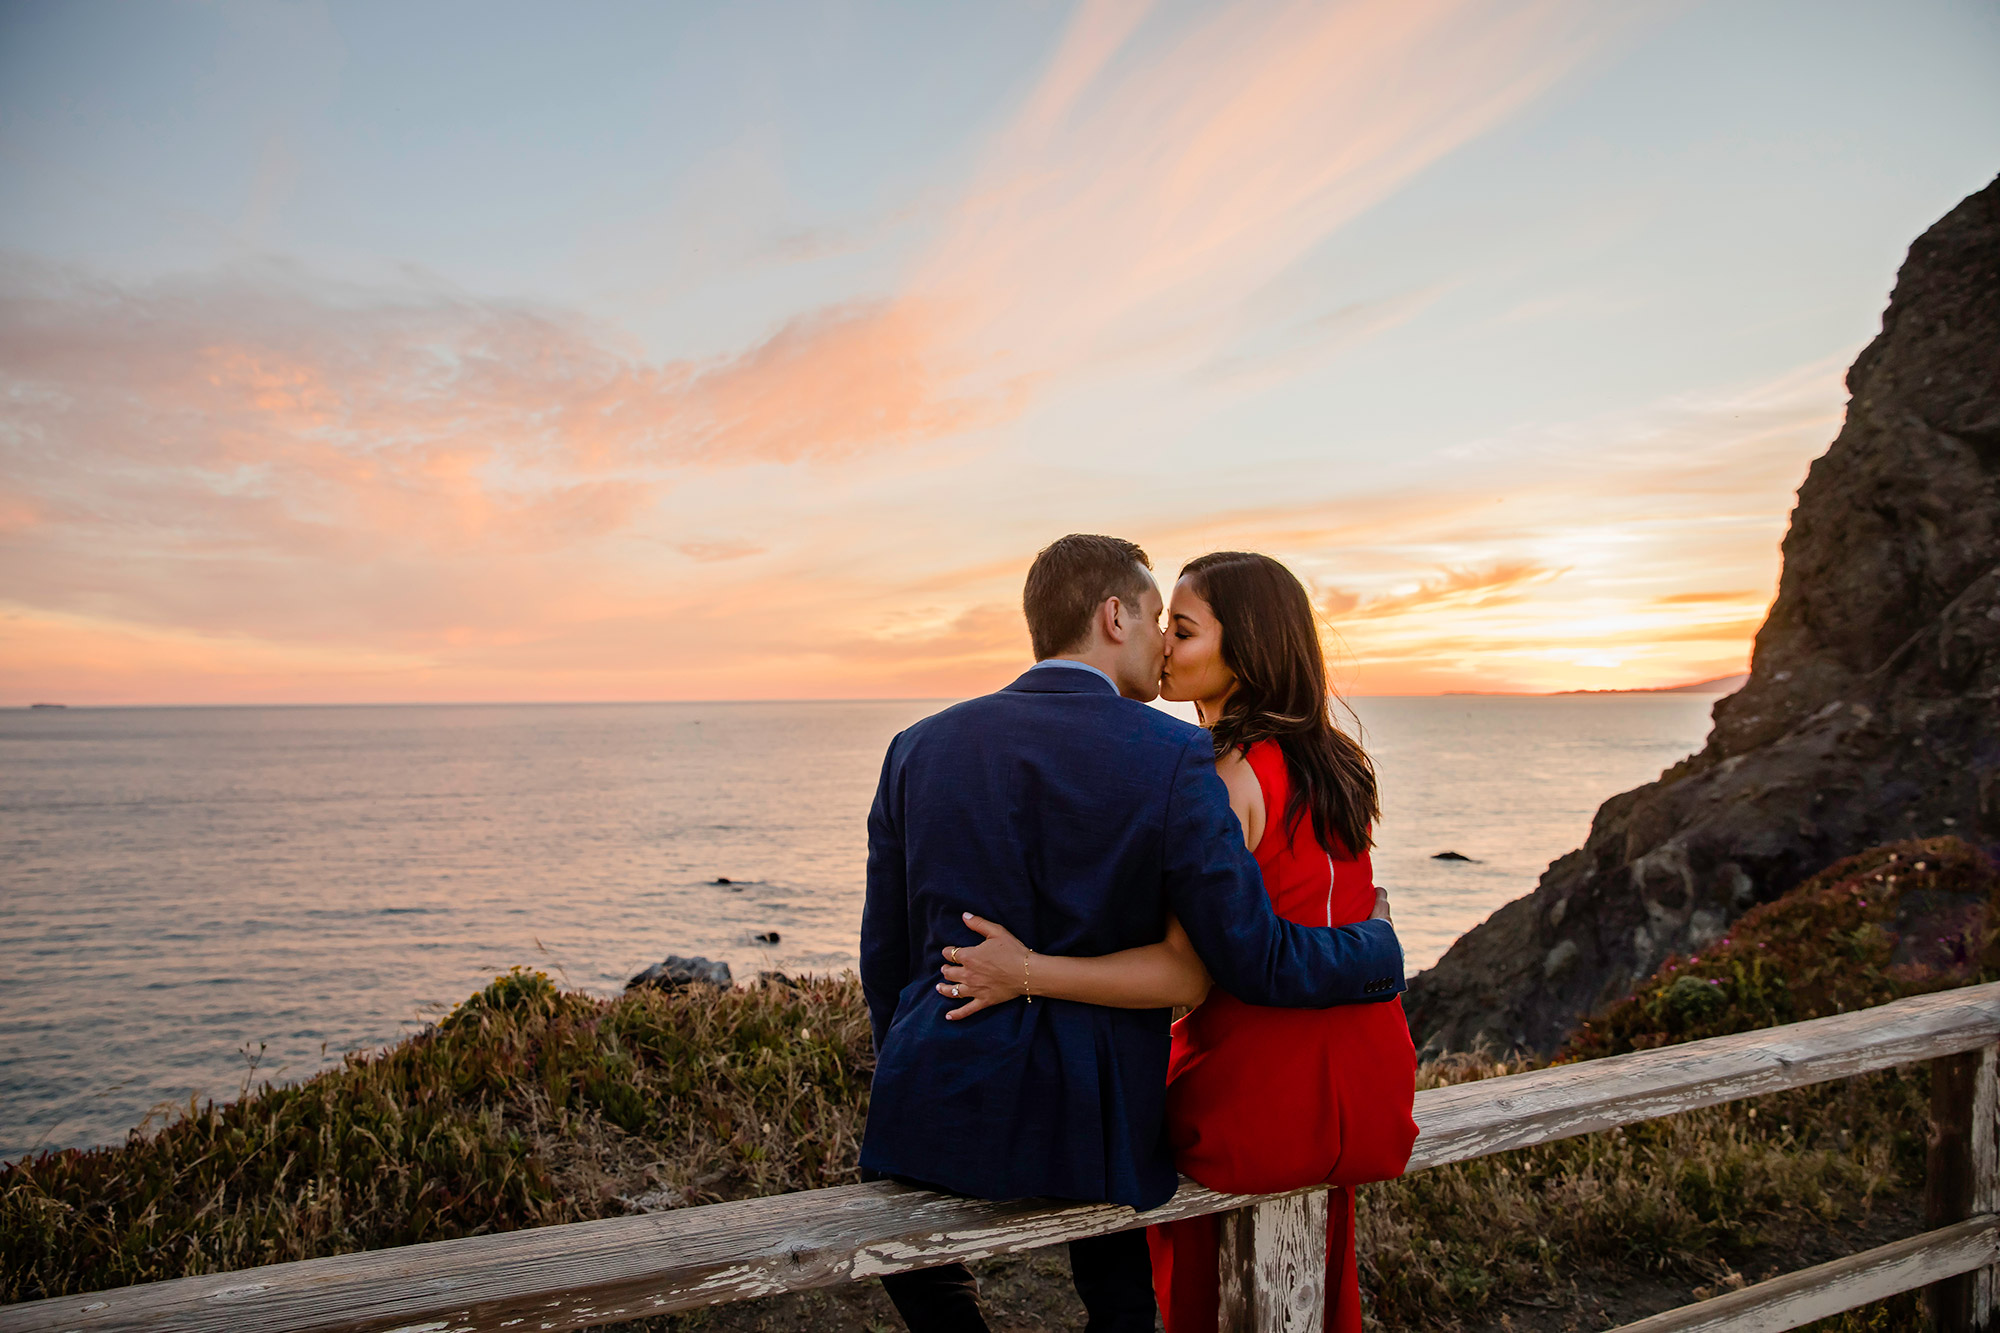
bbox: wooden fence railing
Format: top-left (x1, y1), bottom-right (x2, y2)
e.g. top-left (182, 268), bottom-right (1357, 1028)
top-left (7, 982), bottom-right (2000, 1333)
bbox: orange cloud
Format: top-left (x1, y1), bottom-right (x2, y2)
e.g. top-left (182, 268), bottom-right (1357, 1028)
top-left (1127, 359), bottom-right (1846, 695)
top-left (10, 3), bottom-right (1800, 707)
top-left (0, 312), bottom-right (1844, 704)
top-left (1, 265), bottom-right (993, 523)
top-left (1655, 589), bottom-right (1758, 605)
top-left (673, 301), bottom-right (987, 465)
top-left (910, 0), bottom-right (1621, 379)
top-left (0, 266), bottom-right (1011, 648)
top-left (1319, 561), bottom-right (1565, 621)
top-left (676, 539), bottom-right (767, 564)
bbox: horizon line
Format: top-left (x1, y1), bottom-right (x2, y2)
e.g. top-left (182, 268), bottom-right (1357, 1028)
top-left (6, 688), bottom-right (1745, 711)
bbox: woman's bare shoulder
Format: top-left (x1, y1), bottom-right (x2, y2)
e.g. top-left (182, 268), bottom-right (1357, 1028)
top-left (1214, 745), bottom-right (1254, 785)
top-left (1213, 745), bottom-right (1265, 849)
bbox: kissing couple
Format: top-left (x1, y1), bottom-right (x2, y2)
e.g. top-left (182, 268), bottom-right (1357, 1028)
top-left (860, 535), bottom-right (1420, 1333)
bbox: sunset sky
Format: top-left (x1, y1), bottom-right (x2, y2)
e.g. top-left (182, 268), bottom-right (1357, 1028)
top-left (2, 1), bottom-right (1997, 704)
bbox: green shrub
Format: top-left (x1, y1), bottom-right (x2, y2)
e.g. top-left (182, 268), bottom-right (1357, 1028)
top-left (0, 971), bottom-right (873, 1304)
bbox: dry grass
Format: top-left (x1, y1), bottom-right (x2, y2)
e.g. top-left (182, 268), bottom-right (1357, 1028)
top-left (0, 976), bottom-right (1937, 1331)
top-left (1, 971), bottom-right (874, 1304)
top-left (7, 837), bottom-right (1995, 1329)
top-left (1355, 834), bottom-right (2000, 1333)
top-left (1359, 1054), bottom-right (1926, 1330)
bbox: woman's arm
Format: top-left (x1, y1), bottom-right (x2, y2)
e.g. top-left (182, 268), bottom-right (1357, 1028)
top-left (936, 745), bottom-right (1267, 1018)
top-left (937, 911), bottom-right (1212, 1017)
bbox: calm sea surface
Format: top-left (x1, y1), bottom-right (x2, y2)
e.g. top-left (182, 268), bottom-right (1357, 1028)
top-left (0, 694), bottom-right (1721, 1161)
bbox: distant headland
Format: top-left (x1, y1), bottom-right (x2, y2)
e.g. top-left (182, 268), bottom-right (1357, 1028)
top-left (1552, 673), bottom-right (1750, 696)
top-left (1441, 672), bottom-right (1749, 698)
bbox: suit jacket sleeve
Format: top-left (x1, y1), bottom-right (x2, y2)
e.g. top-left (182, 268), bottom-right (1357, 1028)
top-left (860, 738), bottom-right (911, 1053)
top-left (1163, 732), bottom-right (1405, 1007)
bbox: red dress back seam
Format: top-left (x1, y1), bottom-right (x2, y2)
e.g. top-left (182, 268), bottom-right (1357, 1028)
top-left (1147, 738), bottom-right (1418, 1333)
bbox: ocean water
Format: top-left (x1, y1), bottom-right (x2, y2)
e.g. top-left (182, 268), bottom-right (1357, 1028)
top-left (0, 693), bottom-right (1722, 1161)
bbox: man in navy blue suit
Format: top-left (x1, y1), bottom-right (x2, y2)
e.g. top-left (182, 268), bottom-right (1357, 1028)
top-left (859, 534), bottom-right (1404, 1333)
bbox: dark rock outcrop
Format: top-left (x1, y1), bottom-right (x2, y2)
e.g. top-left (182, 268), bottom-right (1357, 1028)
top-left (627, 954), bottom-right (734, 991)
top-left (1406, 176), bottom-right (2000, 1056)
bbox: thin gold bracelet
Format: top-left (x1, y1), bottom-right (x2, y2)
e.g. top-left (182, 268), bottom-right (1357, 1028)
top-left (1024, 949), bottom-right (1034, 1003)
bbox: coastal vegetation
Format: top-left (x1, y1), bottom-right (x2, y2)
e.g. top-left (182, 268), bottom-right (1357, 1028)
top-left (0, 972), bottom-right (877, 1310)
top-left (1366, 833), bottom-right (2000, 1333)
top-left (3, 836), bottom-right (1995, 1331)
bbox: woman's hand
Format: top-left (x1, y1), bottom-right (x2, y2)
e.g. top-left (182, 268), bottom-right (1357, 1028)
top-left (936, 911), bottom-right (1029, 1019)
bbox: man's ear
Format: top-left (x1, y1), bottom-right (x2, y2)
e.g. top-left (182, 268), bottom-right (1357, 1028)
top-left (1101, 596), bottom-right (1127, 644)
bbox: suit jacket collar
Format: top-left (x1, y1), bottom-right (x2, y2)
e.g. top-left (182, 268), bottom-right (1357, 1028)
top-left (1003, 666), bottom-right (1121, 697)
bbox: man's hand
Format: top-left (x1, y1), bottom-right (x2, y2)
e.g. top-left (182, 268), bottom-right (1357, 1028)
top-left (1370, 887), bottom-right (1393, 924)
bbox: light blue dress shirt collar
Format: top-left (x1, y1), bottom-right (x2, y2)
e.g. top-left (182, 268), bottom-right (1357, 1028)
top-left (1029, 658), bottom-right (1118, 692)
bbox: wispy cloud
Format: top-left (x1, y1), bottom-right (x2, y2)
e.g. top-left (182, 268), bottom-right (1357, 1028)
top-left (1196, 284), bottom-right (1450, 387)
top-left (1, 262), bottom-right (992, 479)
top-left (1320, 560), bottom-right (1565, 620)
top-left (0, 261), bottom-right (1005, 648)
top-left (1655, 589), bottom-right (1758, 605)
top-left (2, 1), bottom-right (1694, 704)
top-left (675, 539), bottom-right (768, 564)
top-left (1160, 358), bottom-right (1846, 692)
top-left (913, 0), bottom-right (1618, 381)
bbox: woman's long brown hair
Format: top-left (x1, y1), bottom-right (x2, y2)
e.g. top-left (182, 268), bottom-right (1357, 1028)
top-left (1180, 551), bottom-right (1379, 856)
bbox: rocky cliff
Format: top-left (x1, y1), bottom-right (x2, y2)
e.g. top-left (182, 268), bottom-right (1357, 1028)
top-left (1405, 175), bottom-right (2000, 1056)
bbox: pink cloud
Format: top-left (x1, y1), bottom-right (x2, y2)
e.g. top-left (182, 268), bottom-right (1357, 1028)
top-left (1319, 560), bottom-right (1566, 620)
top-left (912, 0), bottom-right (1621, 376)
top-left (675, 539), bottom-right (767, 564)
top-left (0, 264), bottom-right (1012, 647)
top-left (0, 3), bottom-right (1700, 705)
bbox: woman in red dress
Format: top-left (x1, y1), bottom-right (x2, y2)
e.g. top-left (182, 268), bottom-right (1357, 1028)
top-left (938, 551), bottom-right (1418, 1333)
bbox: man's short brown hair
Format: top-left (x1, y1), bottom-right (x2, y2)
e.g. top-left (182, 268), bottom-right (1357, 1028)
top-left (1022, 534), bottom-right (1154, 660)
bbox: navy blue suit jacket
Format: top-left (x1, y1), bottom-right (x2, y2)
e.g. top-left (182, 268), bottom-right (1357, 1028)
top-left (858, 667), bottom-right (1405, 1210)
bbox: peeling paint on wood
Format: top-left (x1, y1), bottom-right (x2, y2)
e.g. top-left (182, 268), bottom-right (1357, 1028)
top-left (1216, 1193), bottom-right (1328, 1332)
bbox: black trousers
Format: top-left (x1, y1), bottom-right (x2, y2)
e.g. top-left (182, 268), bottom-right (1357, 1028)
top-left (880, 1230), bottom-right (1155, 1333)
top-left (870, 1174), bottom-right (1156, 1333)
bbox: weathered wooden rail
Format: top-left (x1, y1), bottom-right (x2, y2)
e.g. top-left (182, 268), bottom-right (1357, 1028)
top-left (7, 983), bottom-right (2000, 1333)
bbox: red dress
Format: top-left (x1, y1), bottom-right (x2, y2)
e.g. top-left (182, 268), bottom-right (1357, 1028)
top-left (1148, 739), bottom-right (1419, 1333)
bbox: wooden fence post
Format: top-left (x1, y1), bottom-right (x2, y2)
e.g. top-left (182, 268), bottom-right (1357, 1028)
top-left (1927, 1042), bottom-right (1999, 1332)
top-left (1216, 1190), bottom-right (1329, 1332)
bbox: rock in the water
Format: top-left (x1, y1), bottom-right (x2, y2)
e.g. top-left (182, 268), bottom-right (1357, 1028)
top-left (754, 931), bottom-right (781, 944)
top-left (713, 877), bottom-right (734, 886)
top-left (1432, 851), bottom-right (1478, 862)
top-left (627, 954), bottom-right (733, 991)
top-left (1406, 176), bottom-right (2000, 1057)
